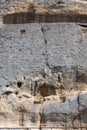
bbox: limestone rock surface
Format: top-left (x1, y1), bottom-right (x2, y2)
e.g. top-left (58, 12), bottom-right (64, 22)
top-left (0, 0), bottom-right (87, 23)
top-left (0, 0), bottom-right (87, 129)
top-left (0, 23), bottom-right (87, 129)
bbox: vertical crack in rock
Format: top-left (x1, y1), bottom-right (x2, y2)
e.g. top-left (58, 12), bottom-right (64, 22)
top-left (77, 93), bottom-right (82, 130)
top-left (18, 105), bottom-right (25, 126)
top-left (19, 112), bottom-right (24, 126)
top-left (41, 25), bottom-right (49, 73)
top-left (39, 106), bottom-right (46, 129)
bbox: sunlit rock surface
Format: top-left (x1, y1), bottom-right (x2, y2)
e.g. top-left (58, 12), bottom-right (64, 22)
top-left (0, 0), bottom-right (87, 129)
top-left (0, 0), bottom-right (87, 23)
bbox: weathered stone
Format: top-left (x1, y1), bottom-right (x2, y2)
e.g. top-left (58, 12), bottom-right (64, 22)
top-left (0, 0), bottom-right (87, 129)
top-left (0, 0), bottom-right (87, 23)
top-left (0, 23), bottom-right (87, 128)
top-left (0, 23), bottom-right (45, 86)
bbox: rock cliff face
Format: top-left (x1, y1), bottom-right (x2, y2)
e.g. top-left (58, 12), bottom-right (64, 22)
top-left (0, 0), bottom-right (87, 129)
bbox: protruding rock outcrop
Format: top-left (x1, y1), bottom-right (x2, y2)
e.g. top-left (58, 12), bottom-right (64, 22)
top-left (0, 0), bottom-right (87, 24)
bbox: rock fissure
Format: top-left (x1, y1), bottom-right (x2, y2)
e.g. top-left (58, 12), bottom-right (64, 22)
top-left (41, 26), bottom-right (49, 68)
top-left (77, 93), bottom-right (82, 130)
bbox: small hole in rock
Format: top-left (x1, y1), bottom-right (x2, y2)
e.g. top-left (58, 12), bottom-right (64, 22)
top-left (15, 91), bottom-right (18, 95)
top-left (20, 29), bottom-right (26, 34)
top-left (60, 85), bottom-right (65, 89)
top-left (17, 82), bottom-right (23, 88)
top-left (6, 85), bottom-right (9, 87)
top-left (58, 75), bottom-right (61, 83)
top-left (60, 96), bottom-right (66, 103)
top-left (57, 0), bottom-right (65, 4)
top-left (37, 83), bottom-right (56, 97)
top-left (19, 49), bottom-right (22, 51)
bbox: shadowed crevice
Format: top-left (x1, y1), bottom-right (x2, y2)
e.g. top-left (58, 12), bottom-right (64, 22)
top-left (3, 12), bottom-right (87, 24)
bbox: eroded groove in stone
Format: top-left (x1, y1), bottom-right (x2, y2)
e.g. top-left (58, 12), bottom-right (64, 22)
top-left (3, 13), bottom-right (87, 24)
top-left (1, 0), bottom-right (87, 24)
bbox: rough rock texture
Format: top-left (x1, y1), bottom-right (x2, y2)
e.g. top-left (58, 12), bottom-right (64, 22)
top-left (0, 23), bottom-right (87, 129)
top-left (0, 0), bottom-right (87, 23)
top-left (0, 0), bottom-right (87, 129)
